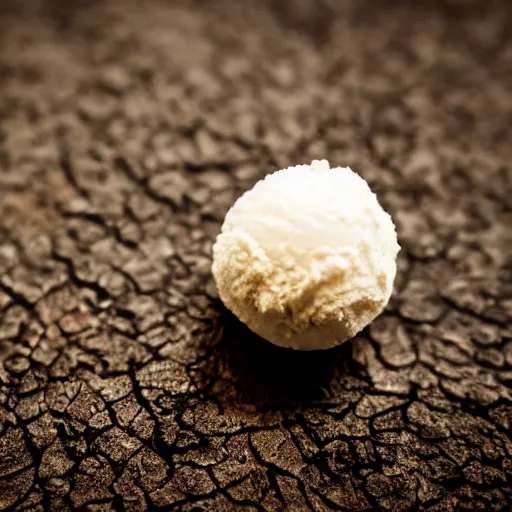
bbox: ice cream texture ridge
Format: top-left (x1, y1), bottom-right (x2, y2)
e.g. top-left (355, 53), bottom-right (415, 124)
top-left (212, 159), bottom-right (400, 350)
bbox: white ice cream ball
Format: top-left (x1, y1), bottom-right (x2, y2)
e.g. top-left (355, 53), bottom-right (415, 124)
top-left (212, 159), bottom-right (400, 350)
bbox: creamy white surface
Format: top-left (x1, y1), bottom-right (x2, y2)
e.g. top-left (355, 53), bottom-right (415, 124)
top-left (212, 160), bottom-right (400, 350)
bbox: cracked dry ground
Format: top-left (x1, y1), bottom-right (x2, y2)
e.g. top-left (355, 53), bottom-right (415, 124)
top-left (0, 0), bottom-right (511, 511)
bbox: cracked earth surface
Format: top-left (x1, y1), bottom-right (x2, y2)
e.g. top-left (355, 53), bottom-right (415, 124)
top-left (0, 0), bottom-right (512, 510)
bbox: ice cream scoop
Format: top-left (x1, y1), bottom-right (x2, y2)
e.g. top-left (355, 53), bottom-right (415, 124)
top-left (212, 159), bottom-right (400, 350)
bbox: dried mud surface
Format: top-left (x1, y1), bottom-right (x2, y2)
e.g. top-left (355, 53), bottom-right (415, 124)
top-left (0, 0), bottom-right (512, 510)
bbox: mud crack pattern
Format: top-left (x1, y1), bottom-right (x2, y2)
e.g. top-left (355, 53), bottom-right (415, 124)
top-left (0, 0), bottom-right (512, 510)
